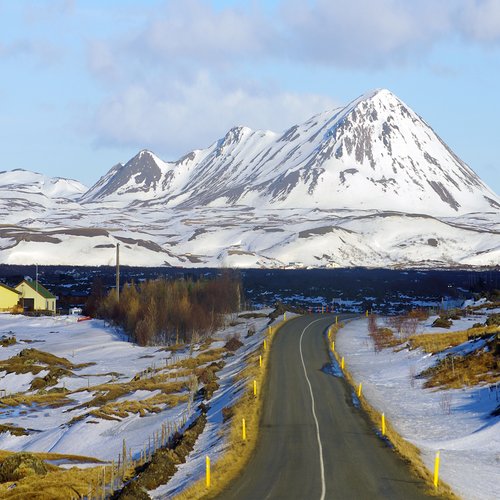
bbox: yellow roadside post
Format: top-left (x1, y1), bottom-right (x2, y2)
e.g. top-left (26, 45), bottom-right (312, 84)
top-left (242, 418), bottom-right (246, 441)
top-left (341, 357), bottom-right (345, 370)
top-left (205, 456), bottom-right (211, 488)
top-left (381, 413), bottom-right (386, 436)
top-left (263, 339), bottom-right (267, 350)
top-left (253, 379), bottom-right (257, 397)
top-left (335, 315), bottom-right (338, 324)
top-left (357, 382), bottom-right (362, 398)
top-left (284, 312), bottom-right (287, 321)
top-left (331, 341), bottom-right (335, 352)
top-left (433, 451), bottom-right (440, 489)
top-left (259, 355), bottom-right (262, 368)
top-left (365, 310), bottom-right (369, 317)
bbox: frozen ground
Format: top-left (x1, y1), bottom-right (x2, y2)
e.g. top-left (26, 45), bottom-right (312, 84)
top-left (0, 312), bottom-right (271, 470)
top-left (336, 316), bottom-right (499, 500)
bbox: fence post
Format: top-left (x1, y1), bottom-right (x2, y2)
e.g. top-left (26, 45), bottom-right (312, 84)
top-left (206, 456), bottom-right (211, 488)
top-left (433, 451), bottom-right (440, 489)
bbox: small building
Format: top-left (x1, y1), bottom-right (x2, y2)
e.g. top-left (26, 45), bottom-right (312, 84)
top-left (0, 283), bottom-right (22, 312)
top-left (15, 279), bottom-right (57, 314)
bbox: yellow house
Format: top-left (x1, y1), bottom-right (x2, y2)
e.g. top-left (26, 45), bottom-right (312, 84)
top-left (0, 283), bottom-right (21, 312)
top-left (15, 280), bottom-right (57, 314)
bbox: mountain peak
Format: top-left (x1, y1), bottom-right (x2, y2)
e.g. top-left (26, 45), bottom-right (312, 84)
top-left (83, 88), bottom-right (498, 215)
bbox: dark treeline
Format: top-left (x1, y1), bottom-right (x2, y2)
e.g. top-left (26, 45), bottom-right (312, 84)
top-left (85, 273), bottom-right (242, 346)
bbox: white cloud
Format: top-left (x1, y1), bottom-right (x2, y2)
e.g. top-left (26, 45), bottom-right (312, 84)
top-left (460, 0), bottom-right (500, 42)
top-left (139, 0), bottom-right (272, 63)
top-left (0, 39), bottom-right (61, 65)
top-left (92, 72), bottom-right (337, 158)
top-left (85, 0), bottom-right (500, 155)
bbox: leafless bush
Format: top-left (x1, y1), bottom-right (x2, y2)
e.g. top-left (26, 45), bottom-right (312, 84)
top-left (409, 365), bottom-right (417, 388)
top-left (439, 392), bottom-right (452, 414)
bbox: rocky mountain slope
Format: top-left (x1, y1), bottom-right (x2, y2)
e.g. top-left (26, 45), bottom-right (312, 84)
top-left (0, 89), bottom-right (498, 268)
top-left (82, 89), bottom-right (498, 216)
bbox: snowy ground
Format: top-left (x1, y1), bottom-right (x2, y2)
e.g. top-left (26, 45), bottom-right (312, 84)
top-left (336, 316), bottom-right (499, 500)
top-left (0, 312), bottom-right (271, 471)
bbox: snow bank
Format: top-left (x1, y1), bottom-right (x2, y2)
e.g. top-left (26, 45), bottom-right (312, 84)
top-left (336, 318), bottom-right (499, 500)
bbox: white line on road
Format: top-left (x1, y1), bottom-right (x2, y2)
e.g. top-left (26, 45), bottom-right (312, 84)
top-left (299, 317), bottom-right (330, 500)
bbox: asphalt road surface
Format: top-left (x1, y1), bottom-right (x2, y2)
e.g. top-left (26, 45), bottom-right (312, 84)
top-left (218, 314), bottom-right (435, 500)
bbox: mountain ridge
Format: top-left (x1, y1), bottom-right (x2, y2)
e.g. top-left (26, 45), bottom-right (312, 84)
top-left (0, 88), bottom-right (498, 269)
top-left (80, 88), bottom-right (499, 216)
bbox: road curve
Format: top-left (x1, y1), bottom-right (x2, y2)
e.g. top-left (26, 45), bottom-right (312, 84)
top-left (217, 314), bottom-right (434, 500)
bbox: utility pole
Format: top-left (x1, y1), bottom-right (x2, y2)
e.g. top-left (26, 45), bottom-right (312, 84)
top-left (116, 243), bottom-right (120, 302)
top-left (35, 263), bottom-right (38, 294)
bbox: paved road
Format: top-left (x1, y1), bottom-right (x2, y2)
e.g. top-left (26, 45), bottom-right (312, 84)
top-left (218, 314), bottom-right (434, 500)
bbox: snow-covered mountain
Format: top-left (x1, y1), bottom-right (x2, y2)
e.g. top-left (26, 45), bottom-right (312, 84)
top-left (0, 169), bottom-right (86, 199)
top-left (0, 169), bottom-right (87, 226)
top-left (0, 89), bottom-right (498, 268)
top-left (82, 89), bottom-right (499, 216)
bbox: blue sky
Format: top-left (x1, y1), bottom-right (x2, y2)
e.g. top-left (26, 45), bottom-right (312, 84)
top-left (0, 0), bottom-right (499, 193)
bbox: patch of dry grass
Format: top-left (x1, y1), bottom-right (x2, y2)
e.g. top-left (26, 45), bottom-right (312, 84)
top-left (94, 393), bottom-right (190, 420)
top-left (0, 391), bottom-right (73, 409)
top-left (409, 325), bottom-right (498, 354)
top-left (172, 348), bottom-right (227, 370)
top-left (0, 348), bottom-right (95, 393)
top-left (0, 424), bottom-right (28, 436)
top-left (0, 336), bottom-right (16, 347)
top-left (0, 450), bottom-right (107, 500)
top-left (421, 339), bottom-right (499, 390)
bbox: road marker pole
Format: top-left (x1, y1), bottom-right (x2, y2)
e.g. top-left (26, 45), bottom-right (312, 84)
top-left (284, 312), bottom-right (286, 321)
top-left (335, 315), bottom-right (338, 324)
top-left (341, 357), bottom-right (345, 370)
top-left (253, 379), bottom-right (257, 397)
top-left (331, 341), bottom-right (335, 352)
top-left (259, 355), bottom-right (262, 368)
top-left (381, 413), bottom-right (386, 436)
top-left (242, 418), bottom-right (246, 441)
top-left (205, 456), bottom-right (211, 488)
top-left (433, 451), bottom-right (440, 489)
top-left (357, 382), bottom-right (362, 398)
top-left (263, 339), bottom-right (267, 350)
top-left (365, 310), bottom-right (369, 317)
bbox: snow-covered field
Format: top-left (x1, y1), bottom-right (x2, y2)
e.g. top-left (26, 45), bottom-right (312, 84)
top-left (0, 312), bottom-right (271, 473)
top-left (336, 316), bottom-right (499, 500)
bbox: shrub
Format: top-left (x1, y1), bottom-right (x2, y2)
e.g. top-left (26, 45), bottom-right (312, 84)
top-left (486, 314), bottom-right (500, 327)
top-left (95, 273), bottom-right (243, 346)
top-left (225, 334), bottom-right (243, 352)
top-left (222, 406), bottom-right (234, 422)
top-left (0, 452), bottom-right (47, 483)
top-left (246, 324), bottom-right (256, 337)
top-left (0, 336), bottom-right (16, 347)
top-left (432, 317), bottom-right (452, 328)
top-left (114, 481), bottom-right (151, 500)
